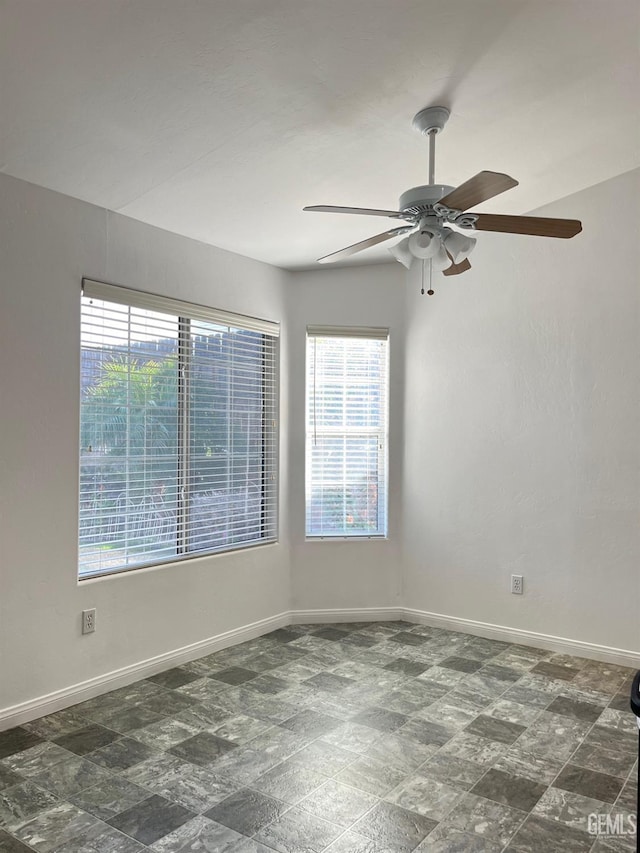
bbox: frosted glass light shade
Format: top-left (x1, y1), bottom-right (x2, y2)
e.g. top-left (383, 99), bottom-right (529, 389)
top-left (408, 230), bottom-right (439, 259)
top-left (388, 237), bottom-right (413, 269)
top-left (443, 230), bottom-right (477, 263)
top-left (431, 242), bottom-right (451, 270)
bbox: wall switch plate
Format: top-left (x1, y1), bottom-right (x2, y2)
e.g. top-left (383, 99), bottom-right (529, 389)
top-left (82, 608), bottom-right (96, 634)
top-left (511, 575), bottom-right (524, 595)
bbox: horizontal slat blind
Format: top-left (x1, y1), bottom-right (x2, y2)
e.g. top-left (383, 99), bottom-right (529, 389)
top-left (82, 279), bottom-right (280, 337)
top-left (79, 285), bottom-right (278, 578)
top-left (307, 325), bottom-right (388, 340)
top-left (305, 330), bottom-right (389, 538)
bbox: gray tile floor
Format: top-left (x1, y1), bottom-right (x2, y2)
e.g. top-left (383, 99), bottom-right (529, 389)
top-left (0, 621), bottom-right (637, 852)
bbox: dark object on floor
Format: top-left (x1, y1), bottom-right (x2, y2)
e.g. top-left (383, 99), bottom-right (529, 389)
top-left (631, 671), bottom-right (640, 853)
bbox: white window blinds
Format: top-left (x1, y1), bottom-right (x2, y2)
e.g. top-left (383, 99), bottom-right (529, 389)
top-left (305, 327), bottom-right (389, 538)
top-left (79, 280), bottom-right (279, 578)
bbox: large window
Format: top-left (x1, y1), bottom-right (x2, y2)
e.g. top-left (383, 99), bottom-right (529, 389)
top-left (79, 280), bottom-right (278, 578)
top-left (305, 327), bottom-right (389, 538)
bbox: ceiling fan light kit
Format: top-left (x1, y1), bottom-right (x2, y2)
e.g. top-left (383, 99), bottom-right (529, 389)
top-left (303, 105), bottom-right (582, 291)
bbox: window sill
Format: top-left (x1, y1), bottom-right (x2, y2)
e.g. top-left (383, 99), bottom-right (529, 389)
top-left (304, 535), bottom-right (388, 543)
top-left (78, 538), bottom-right (279, 583)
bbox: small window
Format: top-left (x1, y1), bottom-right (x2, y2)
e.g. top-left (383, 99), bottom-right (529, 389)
top-left (305, 327), bottom-right (389, 538)
top-left (79, 280), bottom-right (279, 579)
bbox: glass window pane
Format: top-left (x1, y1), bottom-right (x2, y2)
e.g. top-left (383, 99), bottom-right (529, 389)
top-left (79, 292), bottom-right (278, 578)
top-left (79, 302), bottom-right (180, 574)
top-left (187, 322), bottom-right (266, 553)
top-left (305, 334), bottom-right (388, 538)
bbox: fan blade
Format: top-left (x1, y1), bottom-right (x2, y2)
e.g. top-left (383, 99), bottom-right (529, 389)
top-left (317, 227), bottom-right (412, 264)
top-left (472, 214), bottom-right (582, 238)
top-left (443, 257), bottom-right (472, 276)
top-left (304, 205), bottom-right (406, 219)
top-left (439, 171), bottom-right (518, 212)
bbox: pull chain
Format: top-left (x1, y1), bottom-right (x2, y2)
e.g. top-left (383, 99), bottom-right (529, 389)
top-left (421, 259), bottom-right (434, 296)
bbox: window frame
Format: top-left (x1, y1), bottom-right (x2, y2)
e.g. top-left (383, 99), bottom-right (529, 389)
top-left (78, 279), bottom-right (279, 580)
top-left (304, 325), bottom-right (390, 541)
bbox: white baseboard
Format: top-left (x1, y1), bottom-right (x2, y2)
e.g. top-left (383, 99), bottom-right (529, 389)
top-left (292, 606), bottom-right (640, 668)
top-left (0, 611), bottom-right (290, 731)
top-left (291, 607), bottom-right (403, 624)
top-left (3, 606), bottom-right (638, 731)
top-left (403, 607), bottom-right (640, 669)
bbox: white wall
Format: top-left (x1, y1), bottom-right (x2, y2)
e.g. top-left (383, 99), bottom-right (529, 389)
top-left (287, 264), bottom-right (405, 612)
top-left (401, 169), bottom-right (640, 654)
top-left (3, 166), bottom-right (639, 723)
top-left (0, 173), bottom-right (291, 715)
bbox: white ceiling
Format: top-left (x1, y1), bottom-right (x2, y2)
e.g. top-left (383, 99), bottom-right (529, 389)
top-left (2, 1), bottom-right (638, 269)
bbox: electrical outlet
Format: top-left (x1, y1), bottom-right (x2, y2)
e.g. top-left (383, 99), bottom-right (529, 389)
top-left (82, 608), bottom-right (96, 634)
top-left (511, 575), bottom-right (524, 595)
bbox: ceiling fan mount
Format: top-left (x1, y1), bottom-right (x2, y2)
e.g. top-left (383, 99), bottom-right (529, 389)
top-left (303, 105), bottom-right (582, 273)
top-left (411, 105), bottom-right (450, 136)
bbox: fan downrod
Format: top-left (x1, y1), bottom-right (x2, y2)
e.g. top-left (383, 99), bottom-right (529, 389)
top-left (411, 106), bottom-right (450, 187)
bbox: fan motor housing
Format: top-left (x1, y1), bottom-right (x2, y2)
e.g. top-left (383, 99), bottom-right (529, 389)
top-left (399, 184), bottom-right (455, 217)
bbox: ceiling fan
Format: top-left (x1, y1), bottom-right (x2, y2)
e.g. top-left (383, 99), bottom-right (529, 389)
top-left (303, 106), bottom-right (582, 289)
